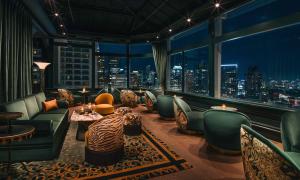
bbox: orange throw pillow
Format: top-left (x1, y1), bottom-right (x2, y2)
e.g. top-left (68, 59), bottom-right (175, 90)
top-left (42, 99), bottom-right (58, 112)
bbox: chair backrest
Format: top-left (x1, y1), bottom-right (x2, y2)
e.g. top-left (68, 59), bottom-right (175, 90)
top-left (120, 90), bottom-right (138, 107)
top-left (95, 93), bottom-right (114, 105)
top-left (241, 125), bottom-right (300, 179)
top-left (174, 97), bottom-right (191, 115)
top-left (281, 111), bottom-right (300, 152)
top-left (58, 88), bottom-right (74, 102)
top-left (145, 91), bottom-right (157, 110)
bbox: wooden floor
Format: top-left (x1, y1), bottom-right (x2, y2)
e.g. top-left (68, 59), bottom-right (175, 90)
top-left (131, 104), bottom-right (282, 180)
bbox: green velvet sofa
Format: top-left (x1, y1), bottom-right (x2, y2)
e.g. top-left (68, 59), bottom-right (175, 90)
top-left (0, 92), bottom-right (69, 162)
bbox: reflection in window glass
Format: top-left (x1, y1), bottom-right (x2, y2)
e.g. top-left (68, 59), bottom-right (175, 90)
top-left (130, 57), bottom-right (159, 89)
top-left (96, 42), bottom-right (126, 55)
top-left (222, 0), bottom-right (300, 33)
top-left (170, 21), bottom-right (208, 50)
top-left (96, 56), bottom-right (127, 88)
top-left (221, 23), bottom-right (300, 109)
top-left (130, 43), bottom-right (152, 55)
top-left (168, 53), bottom-right (183, 92)
top-left (184, 47), bottom-right (209, 95)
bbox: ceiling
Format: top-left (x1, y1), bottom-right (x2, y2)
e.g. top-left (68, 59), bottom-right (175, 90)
top-left (39, 0), bottom-right (249, 42)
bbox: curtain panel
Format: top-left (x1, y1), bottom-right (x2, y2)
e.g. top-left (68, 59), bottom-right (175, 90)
top-left (0, 0), bottom-right (33, 103)
top-left (152, 41), bottom-right (168, 92)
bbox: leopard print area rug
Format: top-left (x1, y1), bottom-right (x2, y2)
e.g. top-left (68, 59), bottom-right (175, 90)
top-left (0, 122), bottom-right (192, 179)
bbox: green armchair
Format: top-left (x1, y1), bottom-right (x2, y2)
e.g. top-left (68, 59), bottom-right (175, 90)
top-left (144, 91), bottom-right (157, 112)
top-left (281, 111), bottom-right (300, 153)
top-left (241, 125), bottom-right (300, 179)
top-left (157, 95), bottom-right (174, 120)
top-left (173, 97), bottom-right (204, 134)
top-left (203, 110), bottom-right (251, 154)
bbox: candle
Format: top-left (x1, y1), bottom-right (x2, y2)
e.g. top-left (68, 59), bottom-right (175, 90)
top-left (222, 104), bottom-right (226, 109)
top-left (83, 87), bottom-right (86, 93)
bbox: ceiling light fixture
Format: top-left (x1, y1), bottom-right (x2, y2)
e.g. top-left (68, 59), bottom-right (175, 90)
top-left (215, 2), bottom-right (220, 8)
top-left (60, 24), bottom-right (64, 27)
top-left (169, 28), bottom-right (172, 32)
top-left (62, 32), bottom-right (66, 36)
top-left (146, 40), bottom-right (150, 43)
top-left (187, 18), bottom-right (191, 23)
top-left (54, 12), bottom-right (59, 17)
top-left (156, 35), bottom-right (159, 39)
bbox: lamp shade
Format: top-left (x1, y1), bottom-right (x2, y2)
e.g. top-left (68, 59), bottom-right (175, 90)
top-left (34, 61), bottom-right (51, 70)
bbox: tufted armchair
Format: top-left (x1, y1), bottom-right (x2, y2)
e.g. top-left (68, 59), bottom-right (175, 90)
top-left (144, 91), bottom-right (157, 112)
top-left (173, 97), bottom-right (204, 134)
top-left (120, 90), bottom-right (138, 107)
top-left (85, 114), bottom-right (124, 165)
top-left (281, 111), bottom-right (300, 153)
top-left (241, 125), bottom-right (300, 179)
top-left (94, 93), bottom-right (114, 115)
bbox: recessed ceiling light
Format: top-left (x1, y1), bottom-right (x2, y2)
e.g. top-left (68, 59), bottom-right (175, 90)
top-left (215, 3), bottom-right (220, 8)
top-left (62, 32), bottom-right (66, 36)
top-left (156, 35), bottom-right (159, 39)
top-left (169, 28), bottom-right (172, 32)
top-left (187, 18), bottom-right (191, 23)
top-left (54, 13), bottom-right (59, 17)
top-left (146, 40), bottom-right (150, 43)
top-left (60, 24), bottom-right (64, 27)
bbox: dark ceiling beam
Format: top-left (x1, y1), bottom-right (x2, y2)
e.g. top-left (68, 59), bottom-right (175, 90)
top-left (129, 0), bottom-right (150, 32)
top-left (132, 0), bottom-right (169, 32)
top-left (117, 0), bottom-right (136, 16)
top-left (64, 3), bottom-right (133, 16)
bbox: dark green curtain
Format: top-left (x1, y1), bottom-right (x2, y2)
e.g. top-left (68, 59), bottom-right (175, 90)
top-left (152, 41), bottom-right (168, 93)
top-left (0, 0), bottom-right (33, 103)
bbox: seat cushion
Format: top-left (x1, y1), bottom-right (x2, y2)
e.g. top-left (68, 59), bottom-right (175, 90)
top-left (35, 92), bottom-right (46, 111)
top-left (95, 104), bottom-right (114, 115)
top-left (186, 111), bottom-right (204, 132)
top-left (4, 100), bottom-right (30, 120)
top-left (24, 96), bottom-right (40, 119)
top-left (41, 108), bottom-right (68, 115)
top-left (33, 114), bottom-right (65, 123)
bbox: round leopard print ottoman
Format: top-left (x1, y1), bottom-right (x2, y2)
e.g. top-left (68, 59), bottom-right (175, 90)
top-left (85, 114), bottom-right (124, 165)
top-left (123, 113), bottom-right (142, 136)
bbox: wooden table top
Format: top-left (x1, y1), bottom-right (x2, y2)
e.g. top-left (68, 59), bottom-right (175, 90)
top-left (0, 125), bottom-right (35, 143)
top-left (0, 112), bottom-right (23, 121)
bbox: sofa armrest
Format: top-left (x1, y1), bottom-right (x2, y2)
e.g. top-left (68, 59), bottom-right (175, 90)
top-left (57, 100), bottom-right (69, 108)
top-left (0, 120), bottom-right (53, 136)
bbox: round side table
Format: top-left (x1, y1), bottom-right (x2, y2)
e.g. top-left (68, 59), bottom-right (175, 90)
top-left (0, 112), bottom-right (35, 179)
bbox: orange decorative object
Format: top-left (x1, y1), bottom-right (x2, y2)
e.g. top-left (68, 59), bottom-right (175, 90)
top-left (42, 99), bottom-right (58, 112)
top-left (94, 93), bottom-right (114, 115)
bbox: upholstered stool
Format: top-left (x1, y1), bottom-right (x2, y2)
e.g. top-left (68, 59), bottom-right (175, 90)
top-left (115, 107), bottom-right (132, 115)
top-left (85, 114), bottom-right (124, 165)
top-left (123, 113), bottom-right (142, 136)
top-left (95, 104), bottom-right (114, 115)
top-left (203, 110), bottom-right (251, 155)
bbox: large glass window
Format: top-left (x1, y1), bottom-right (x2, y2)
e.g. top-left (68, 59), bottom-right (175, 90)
top-left (130, 43), bottom-right (152, 55)
top-left (168, 53), bottom-right (183, 92)
top-left (130, 57), bottom-right (158, 89)
top-left (221, 23), bottom-right (300, 109)
top-left (222, 0), bottom-right (300, 33)
top-left (184, 47), bottom-right (209, 95)
top-left (96, 56), bottom-right (127, 88)
top-left (96, 42), bottom-right (126, 55)
top-left (55, 45), bottom-right (92, 88)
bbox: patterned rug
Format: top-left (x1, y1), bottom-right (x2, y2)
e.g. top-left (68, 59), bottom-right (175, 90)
top-left (0, 122), bottom-right (192, 179)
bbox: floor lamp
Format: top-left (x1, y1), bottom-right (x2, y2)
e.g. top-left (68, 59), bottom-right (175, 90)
top-left (34, 61), bottom-right (51, 92)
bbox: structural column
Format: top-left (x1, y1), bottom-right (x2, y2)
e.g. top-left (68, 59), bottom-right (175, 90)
top-left (208, 17), bottom-right (222, 98)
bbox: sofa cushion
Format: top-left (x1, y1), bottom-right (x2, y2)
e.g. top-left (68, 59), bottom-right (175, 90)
top-left (24, 96), bottom-right (40, 119)
top-left (33, 114), bottom-right (65, 123)
top-left (41, 108), bottom-right (68, 115)
top-left (35, 92), bottom-right (46, 111)
top-left (4, 100), bottom-right (29, 120)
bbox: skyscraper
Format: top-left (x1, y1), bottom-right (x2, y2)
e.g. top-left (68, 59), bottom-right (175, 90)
top-left (245, 66), bottom-right (263, 99)
top-left (221, 64), bottom-right (238, 97)
top-left (170, 65), bottom-right (182, 91)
